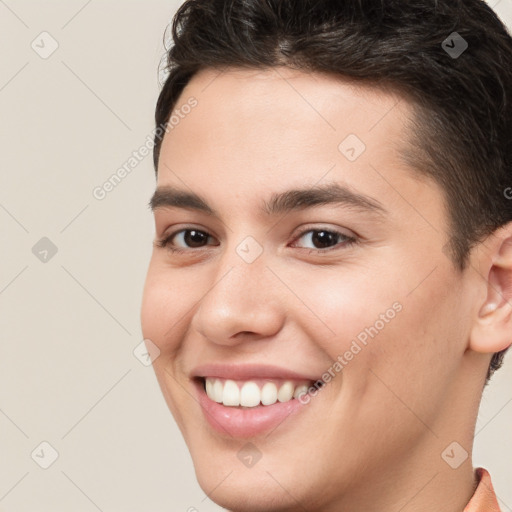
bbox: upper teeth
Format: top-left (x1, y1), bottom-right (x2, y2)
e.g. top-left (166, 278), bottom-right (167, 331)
top-left (205, 378), bottom-right (310, 407)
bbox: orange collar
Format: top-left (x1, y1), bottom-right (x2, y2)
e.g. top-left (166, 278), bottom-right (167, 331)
top-left (464, 468), bottom-right (501, 512)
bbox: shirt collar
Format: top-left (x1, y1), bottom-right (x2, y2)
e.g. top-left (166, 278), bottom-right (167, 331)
top-left (464, 467), bottom-right (501, 512)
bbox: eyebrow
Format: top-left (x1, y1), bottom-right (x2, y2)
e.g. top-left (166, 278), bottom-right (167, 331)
top-left (149, 183), bottom-right (387, 217)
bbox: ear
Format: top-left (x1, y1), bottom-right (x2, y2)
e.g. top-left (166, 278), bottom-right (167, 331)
top-left (469, 223), bottom-right (512, 354)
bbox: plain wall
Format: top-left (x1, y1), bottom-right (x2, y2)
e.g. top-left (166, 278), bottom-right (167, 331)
top-left (0, 1), bottom-right (510, 510)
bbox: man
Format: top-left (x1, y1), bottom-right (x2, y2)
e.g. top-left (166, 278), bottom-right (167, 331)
top-left (141, 1), bottom-right (511, 510)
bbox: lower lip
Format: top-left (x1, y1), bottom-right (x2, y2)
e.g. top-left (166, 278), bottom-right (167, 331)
top-left (194, 379), bottom-right (309, 438)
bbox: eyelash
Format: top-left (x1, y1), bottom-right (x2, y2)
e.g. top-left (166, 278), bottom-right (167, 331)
top-left (156, 227), bottom-right (358, 255)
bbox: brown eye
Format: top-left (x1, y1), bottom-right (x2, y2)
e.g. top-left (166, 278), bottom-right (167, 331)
top-left (293, 229), bottom-right (355, 251)
top-left (310, 230), bottom-right (340, 249)
top-left (157, 228), bottom-right (218, 252)
top-left (179, 229), bottom-right (209, 248)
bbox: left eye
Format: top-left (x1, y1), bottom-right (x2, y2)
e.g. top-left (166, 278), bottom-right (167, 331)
top-left (292, 229), bottom-right (356, 251)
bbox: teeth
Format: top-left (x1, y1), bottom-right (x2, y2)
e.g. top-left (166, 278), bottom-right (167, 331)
top-left (212, 379), bottom-right (224, 403)
top-left (204, 378), bottom-right (312, 407)
top-left (277, 381), bottom-right (294, 402)
top-left (293, 384), bottom-right (309, 398)
top-left (205, 377), bottom-right (214, 398)
top-left (261, 382), bottom-right (278, 405)
top-left (223, 380), bottom-right (240, 406)
top-left (240, 382), bottom-right (261, 407)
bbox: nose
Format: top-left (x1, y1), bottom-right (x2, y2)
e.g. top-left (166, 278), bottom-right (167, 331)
top-left (191, 249), bottom-right (286, 347)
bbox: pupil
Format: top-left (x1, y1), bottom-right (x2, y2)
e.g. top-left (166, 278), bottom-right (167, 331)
top-left (185, 230), bottom-right (207, 247)
top-left (313, 231), bottom-right (337, 248)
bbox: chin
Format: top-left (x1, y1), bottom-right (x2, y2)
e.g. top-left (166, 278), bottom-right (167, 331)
top-left (194, 466), bottom-right (313, 512)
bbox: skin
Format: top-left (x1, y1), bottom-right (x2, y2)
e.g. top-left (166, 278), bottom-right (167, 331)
top-left (140, 66), bottom-right (512, 512)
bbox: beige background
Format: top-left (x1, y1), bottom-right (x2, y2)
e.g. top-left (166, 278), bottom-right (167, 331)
top-left (0, 1), bottom-right (511, 510)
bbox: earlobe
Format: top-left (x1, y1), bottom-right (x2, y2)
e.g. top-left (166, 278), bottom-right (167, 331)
top-left (469, 226), bottom-right (512, 354)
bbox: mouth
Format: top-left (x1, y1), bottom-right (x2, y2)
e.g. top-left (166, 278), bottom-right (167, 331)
top-left (199, 376), bottom-right (322, 407)
top-left (192, 372), bottom-right (325, 438)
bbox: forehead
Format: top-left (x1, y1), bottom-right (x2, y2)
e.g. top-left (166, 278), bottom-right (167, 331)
top-left (157, 66), bottom-right (442, 224)
top-left (171, 66), bottom-right (410, 136)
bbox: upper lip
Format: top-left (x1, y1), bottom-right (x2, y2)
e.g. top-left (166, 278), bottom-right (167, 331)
top-left (191, 363), bottom-right (319, 382)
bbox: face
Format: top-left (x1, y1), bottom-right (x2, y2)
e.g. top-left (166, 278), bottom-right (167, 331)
top-left (141, 67), bottom-right (480, 511)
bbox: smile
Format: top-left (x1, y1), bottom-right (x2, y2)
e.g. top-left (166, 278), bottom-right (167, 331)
top-left (203, 377), bottom-right (313, 407)
top-left (191, 365), bottom-right (326, 438)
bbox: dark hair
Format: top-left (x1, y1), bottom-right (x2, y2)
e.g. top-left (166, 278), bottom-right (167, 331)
top-left (153, 0), bottom-right (512, 382)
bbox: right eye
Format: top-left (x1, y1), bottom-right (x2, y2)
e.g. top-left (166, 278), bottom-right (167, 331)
top-left (156, 228), bottom-right (219, 253)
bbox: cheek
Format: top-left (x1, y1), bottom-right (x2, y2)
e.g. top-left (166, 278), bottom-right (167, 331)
top-left (290, 267), bottom-right (401, 362)
top-left (140, 272), bottom-right (167, 342)
top-left (353, 270), bottom-right (466, 418)
top-left (140, 261), bottom-right (190, 351)
top-left (141, 265), bottom-right (194, 426)
top-left (292, 262), bottom-right (464, 389)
